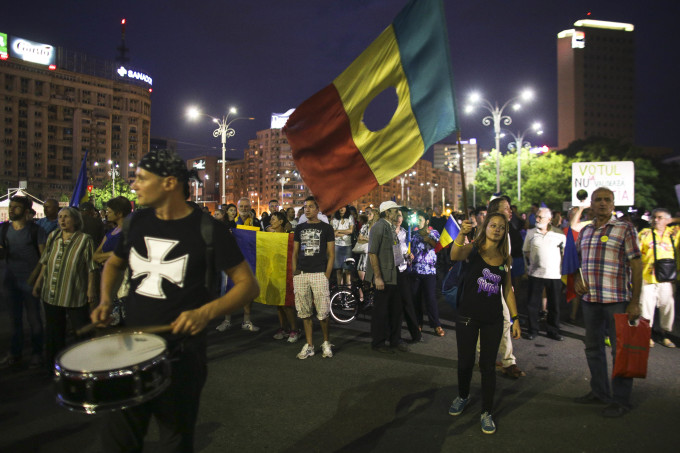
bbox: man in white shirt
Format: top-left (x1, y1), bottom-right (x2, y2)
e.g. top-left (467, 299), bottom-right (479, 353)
top-left (523, 208), bottom-right (566, 340)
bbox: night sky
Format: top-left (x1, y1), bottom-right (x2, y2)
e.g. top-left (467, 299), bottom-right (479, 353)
top-left (4, 0), bottom-right (679, 160)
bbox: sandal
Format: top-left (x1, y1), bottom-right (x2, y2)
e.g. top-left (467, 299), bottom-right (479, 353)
top-left (502, 364), bottom-right (526, 379)
top-left (435, 326), bottom-right (445, 337)
top-left (662, 338), bottom-right (676, 348)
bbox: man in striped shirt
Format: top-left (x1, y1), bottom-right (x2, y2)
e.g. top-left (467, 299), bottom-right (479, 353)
top-left (574, 187), bottom-right (642, 418)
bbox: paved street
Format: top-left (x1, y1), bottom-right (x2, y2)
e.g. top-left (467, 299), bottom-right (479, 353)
top-left (1, 281), bottom-right (679, 452)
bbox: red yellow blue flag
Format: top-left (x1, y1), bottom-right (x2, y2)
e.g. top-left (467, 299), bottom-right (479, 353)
top-left (435, 215), bottom-right (460, 253)
top-left (69, 151), bottom-right (89, 207)
top-left (232, 228), bottom-right (295, 307)
top-left (284, 0), bottom-right (457, 213)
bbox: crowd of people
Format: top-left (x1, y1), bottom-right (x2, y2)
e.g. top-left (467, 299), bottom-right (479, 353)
top-left (1, 149), bottom-right (679, 447)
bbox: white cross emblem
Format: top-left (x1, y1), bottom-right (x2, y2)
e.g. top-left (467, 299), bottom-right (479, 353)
top-left (129, 237), bottom-right (189, 299)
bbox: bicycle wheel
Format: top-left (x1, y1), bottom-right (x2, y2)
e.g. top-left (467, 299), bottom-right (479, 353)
top-left (330, 289), bottom-right (359, 324)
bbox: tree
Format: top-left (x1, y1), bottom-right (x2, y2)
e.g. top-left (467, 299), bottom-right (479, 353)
top-left (90, 179), bottom-right (137, 210)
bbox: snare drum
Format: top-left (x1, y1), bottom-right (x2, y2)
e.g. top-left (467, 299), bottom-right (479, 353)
top-left (55, 332), bottom-right (171, 414)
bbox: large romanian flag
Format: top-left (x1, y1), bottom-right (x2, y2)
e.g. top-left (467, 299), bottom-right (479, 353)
top-left (284, 0), bottom-right (457, 213)
top-left (232, 228), bottom-right (295, 307)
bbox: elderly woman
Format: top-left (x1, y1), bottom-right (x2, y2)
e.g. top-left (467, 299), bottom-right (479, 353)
top-left (32, 207), bottom-right (97, 368)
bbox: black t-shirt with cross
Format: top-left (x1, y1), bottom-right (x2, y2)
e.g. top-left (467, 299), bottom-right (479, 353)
top-left (115, 208), bottom-right (244, 327)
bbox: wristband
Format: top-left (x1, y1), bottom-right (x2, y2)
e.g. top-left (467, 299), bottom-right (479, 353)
top-left (453, 240), bottom-right (464, 247)
top-left (511, 315), bottom-right (519, 322)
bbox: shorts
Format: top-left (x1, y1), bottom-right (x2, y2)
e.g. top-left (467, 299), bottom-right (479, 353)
top-left (293, 272), bottom-right (330, 320)
top-left (334, 245), bottom-right (353, 270)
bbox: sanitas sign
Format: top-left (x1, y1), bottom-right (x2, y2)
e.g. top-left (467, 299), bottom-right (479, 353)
top-left (117, 66), bottom-right (152, 86)
top-left (10, 37), bottom-right (55, 66)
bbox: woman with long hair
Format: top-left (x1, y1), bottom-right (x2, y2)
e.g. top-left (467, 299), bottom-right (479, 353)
top-left (331, 205), bottom-right (354, 286)
top-left (266, 211), bottom-right (300, 342)
top-left (224, 203), bottom-right (237, 229)
top-left (448, 212), bottom-right (521, 435)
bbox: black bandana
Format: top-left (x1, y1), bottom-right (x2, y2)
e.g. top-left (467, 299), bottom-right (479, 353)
top-left (138, 149), bottom-right (188, 179)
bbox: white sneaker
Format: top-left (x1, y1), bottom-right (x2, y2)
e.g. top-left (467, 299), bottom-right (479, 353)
top-left (273, 328), bottom-right (288, 340)
top-left (216, 319), bottom-right (231, 332)
top-left (287, 330), bottom-right (300, 343)
top-left (321, 341), bottom-right (333, 358)
top-left (297, 344), bottom-right (315, 360)
top-left (242, 321), bottom-right (260, 332)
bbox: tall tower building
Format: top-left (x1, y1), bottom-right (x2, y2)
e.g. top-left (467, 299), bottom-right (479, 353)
top-left (433, 140), bottom-right (478, 188)
top-left (557, 19), bottom-right (635, 150)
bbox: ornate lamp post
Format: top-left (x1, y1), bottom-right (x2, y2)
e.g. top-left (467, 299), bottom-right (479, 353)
top-left (465, 89), bottom-right (533, 193)
top-left (501, 122), bottom-right (543, 202)
top-left (187, 106), bottom-right (254, 205)
top-left (94, 160), bottom-right (120, 196)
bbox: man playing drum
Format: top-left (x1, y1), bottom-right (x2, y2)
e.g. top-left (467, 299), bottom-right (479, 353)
top-left (90, 149), bottom-right (259, 452)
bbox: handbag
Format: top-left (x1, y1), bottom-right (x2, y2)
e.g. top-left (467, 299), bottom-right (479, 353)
top-left (352, 242), bottom-right (368, 254)
top-left (652, 231), bottom-right (677, 282)
top-left (612, 313), bottom-right (651, 379)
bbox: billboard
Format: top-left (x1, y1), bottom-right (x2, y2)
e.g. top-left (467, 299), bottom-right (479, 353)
top-left (571, 161), bottom-right (634, 206)
top-left (271, 109), bottom-right (295, 129)
top-left (0, 33), bottom-right (7, 60)
top-left (9, 36), bottom-right (55, 66)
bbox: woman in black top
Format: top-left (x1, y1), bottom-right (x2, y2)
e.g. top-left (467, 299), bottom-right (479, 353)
top-left (448, 212), bottom-right (521, 434)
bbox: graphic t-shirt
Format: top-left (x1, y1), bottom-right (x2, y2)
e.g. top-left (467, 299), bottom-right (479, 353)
top-left (457, 246), bottom-right (507, 323)
top-left (115, 208), bottom-right (244, 328)
top-left (294, 221), bottom-right (335, 273)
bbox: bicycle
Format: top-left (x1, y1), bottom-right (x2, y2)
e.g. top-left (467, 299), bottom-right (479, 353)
top-left (329, 257), bottom-right (375, 324)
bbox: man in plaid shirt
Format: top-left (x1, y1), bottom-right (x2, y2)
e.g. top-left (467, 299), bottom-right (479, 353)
top-left (574, 187), bottom-right (642, 418)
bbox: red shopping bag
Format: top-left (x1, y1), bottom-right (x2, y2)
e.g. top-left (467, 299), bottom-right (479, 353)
top-left (612, 314), bottom-right (651, 379)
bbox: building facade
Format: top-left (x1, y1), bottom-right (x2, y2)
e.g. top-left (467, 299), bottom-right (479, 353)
top-left (1, 32), bottom-right (152, 199)
top-left (433, 140), bottom-right (478, 189)
top-left (557, 19), bottom-right (635, 150)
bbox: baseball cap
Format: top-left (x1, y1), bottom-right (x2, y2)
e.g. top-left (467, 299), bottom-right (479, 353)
top-left (379, 201), bottom-right (401, 213)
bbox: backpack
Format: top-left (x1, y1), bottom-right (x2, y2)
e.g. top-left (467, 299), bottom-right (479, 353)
top-left (121, 209), bottom-right (216, 294)
top-left (441, 246), bottom-right (478, 309)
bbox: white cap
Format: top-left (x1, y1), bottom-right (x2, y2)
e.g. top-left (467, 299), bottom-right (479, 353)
top-left (379, 201), bottom-right (401, 213)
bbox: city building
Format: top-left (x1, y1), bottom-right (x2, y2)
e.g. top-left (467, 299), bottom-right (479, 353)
top-left (244, 127), bottom-right (310, 211)
top-left (0, 31), bottom-right (152, 199)
top-left (557, 19), bottom-right (635, 150)
top-left (433, 140), bottom-right (478, 189)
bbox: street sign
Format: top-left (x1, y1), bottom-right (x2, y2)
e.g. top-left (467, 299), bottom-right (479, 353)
top-left (571, 161), bottom-right (634, 206)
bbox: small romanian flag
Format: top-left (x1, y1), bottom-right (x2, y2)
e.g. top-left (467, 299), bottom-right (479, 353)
top-left (232, 228), bottom-right (295, 307)
top-left (284, 0), bottom-right (457, 213)
top-left (435, 215), bottom-right (460, 253)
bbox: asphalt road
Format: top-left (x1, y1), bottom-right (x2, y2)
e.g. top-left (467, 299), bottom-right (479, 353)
top-left (1, 279), bottom-right (679, 453)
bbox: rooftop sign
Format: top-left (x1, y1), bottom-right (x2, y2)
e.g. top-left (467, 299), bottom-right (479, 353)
top-left (117, 66), bottom-right (153, 86)
top-left (9, 36), bottom-right (56, 66)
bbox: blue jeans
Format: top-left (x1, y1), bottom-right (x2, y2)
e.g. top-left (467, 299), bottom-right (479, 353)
top-left (582, 301), bottom-right (633, 406)
top-left (5, 277), bottom-right (44, 357)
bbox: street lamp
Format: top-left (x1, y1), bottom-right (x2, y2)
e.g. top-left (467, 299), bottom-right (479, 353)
top-left (250, 191), bottom-right (259, 216)
top-left (94, 160), bottom-right (120, 196)
top-left (428, 183), bottom-right (438, 210)
top-left (465, 89), bottom-right (534, 193)
top-left (501, 122), bottom-right (543, 202)
top-left (187, 106), bottom-right (254, 205)
top-left (279, 176), bottom-right (288, 206)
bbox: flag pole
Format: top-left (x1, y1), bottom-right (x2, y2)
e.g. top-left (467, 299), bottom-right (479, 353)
top-left (457, 130), bottom-right (469, 219)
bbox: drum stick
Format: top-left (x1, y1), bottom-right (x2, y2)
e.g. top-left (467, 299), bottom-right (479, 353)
top-left (75, 323), bottom-right (102, 336)
top-left (115, 325), bottom-right (175, 335)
